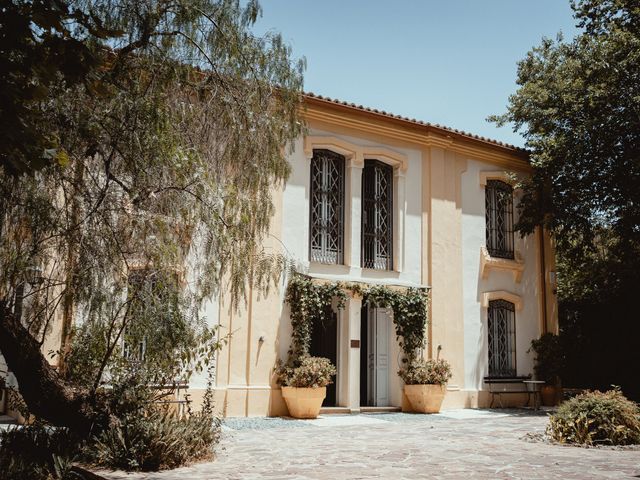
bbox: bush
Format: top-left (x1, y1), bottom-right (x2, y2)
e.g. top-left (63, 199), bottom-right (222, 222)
top-left (398, 358), bottom-right (452, 385)
top-left (276, 356), bottom-right (336, 388)
top-left (0, 423), bottom-right (83, 480)
top-left (529, 333), bottom-right (565, 384)
top-left (88, 408), bottom-right (220, 471)
top-left (547, 389), bottom-right (640, 446)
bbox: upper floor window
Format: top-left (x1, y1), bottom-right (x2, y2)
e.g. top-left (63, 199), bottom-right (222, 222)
top-left (485, 180), bottom-right (514, 259)
top-left (309, 149), bottom-right (345, 264)
top-left (487, 299), bottom-right (516, 377)
top-left (362, 159), bottom-right (393, 270)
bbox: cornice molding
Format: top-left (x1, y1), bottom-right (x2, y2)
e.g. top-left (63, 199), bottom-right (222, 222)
top-left (304, 105), bottom-right (531, 173)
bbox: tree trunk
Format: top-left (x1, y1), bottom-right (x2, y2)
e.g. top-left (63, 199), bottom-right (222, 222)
top-left (0, 302), bottom-right (102, 435)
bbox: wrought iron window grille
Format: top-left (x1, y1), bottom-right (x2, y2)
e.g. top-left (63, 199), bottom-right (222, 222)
top-left (309, 149), bottom-right (345, 264)
top-left (488, 299), bottom-right (517, 377)
top-left (362, 159), bottom-right (393, 270)
top-left (485, 180), bottom-right (515, 259)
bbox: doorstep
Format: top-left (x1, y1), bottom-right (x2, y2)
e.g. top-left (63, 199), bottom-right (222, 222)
top-left (319, 406), bottom-right (401, 415)
top-left (360, 406), bottom-right (401, 414)
top-left (319, 407), bottom-right (351, 415)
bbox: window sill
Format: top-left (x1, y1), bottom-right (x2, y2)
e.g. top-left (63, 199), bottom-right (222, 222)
top-left (480, 246), bottom-right (524, 283)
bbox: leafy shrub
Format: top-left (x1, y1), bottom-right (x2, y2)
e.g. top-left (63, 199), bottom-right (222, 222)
top-left (88, 371), bottom-right (221, 471)
top-left (547, 389), bottom-right (640, 446)
top-left (0, 423), bottom-right (83, 480)
top-left (88, 408), bottom-right (220, 471)
top-left (398, 358), bottom-right (452, 385)
top-left (276, 356), bottom-right (336, 388)
top-left (529, 333), bottom-right (565, 384)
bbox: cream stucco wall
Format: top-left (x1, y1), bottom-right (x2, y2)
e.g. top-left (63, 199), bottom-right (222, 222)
top-left (461, 159), bottom-right (542, 392)
top-left (200, 120), bottom-right (557, 416)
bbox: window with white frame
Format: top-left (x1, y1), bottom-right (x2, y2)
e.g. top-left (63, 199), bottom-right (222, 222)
top-left (309, 149), bottom-right (346, 264)
top-left (487, 299), bottom-right (516, 377)
top-left (362, 159), bottom-right (393, 270)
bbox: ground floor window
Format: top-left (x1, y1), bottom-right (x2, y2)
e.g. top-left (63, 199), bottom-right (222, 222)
top-left (488, 299), bottom-right (516, 377)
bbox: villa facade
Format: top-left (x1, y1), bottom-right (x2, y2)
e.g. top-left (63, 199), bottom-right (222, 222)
top-left (196, 94), bottom-right (558, 417)
top-left (0, 94), bottom-right (558, 420)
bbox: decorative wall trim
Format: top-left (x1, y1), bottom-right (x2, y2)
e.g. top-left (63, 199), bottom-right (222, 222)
top-left (304, 136), bottom-right (361, 165)
top-left (479, 171), bottom-right (518, 188)
top-left (481, 290), bottom-right (523, 311)
top-left (362, 147), bottom-right (408, 172)
top-left (480, 246), bottom-right (525, 283)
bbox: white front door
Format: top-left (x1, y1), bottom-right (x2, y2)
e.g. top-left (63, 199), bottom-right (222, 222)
top-left (367, 307), bottom-right (390, 406)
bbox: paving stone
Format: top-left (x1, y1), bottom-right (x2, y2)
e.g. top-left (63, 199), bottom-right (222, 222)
top-left (96, 410), bottom-right (640, 480)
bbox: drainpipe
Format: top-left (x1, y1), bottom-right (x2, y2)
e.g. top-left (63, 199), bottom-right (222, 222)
top-left (538, 227), bottom-right (548, 335)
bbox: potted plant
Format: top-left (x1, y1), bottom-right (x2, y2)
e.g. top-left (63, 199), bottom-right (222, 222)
top-left (275, 356), bottom-right (336, 419)
top-left (399, 358), bottom-right (452, 413)
top-left (529, 333), bottom-right (565, 406)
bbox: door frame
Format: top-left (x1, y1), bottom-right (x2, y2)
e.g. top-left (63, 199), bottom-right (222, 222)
top-left (361, 305), bottom-right (391, 407)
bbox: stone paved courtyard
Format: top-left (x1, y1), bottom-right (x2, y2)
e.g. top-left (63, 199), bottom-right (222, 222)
top-left (99, 409), bottom-right (640, 479)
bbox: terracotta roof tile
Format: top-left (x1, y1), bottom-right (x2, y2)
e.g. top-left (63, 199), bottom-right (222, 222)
top-left (303, 92), bottom-right (527, 154)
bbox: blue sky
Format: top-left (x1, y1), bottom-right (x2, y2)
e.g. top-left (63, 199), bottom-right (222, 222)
top-left (253, 1), bottom-right (580, 147)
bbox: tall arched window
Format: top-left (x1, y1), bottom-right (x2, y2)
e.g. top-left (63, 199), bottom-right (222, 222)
top-left (488, 299), bottom-right (516, 377)
top-left (362, 159), bottom-right (393, 270)
top-left (309, 149), bottom-right (345, 264)
top-left (485, 180), bottom-right (514, 259)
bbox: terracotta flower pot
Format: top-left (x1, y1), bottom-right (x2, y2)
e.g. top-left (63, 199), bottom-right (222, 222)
top-left (404, 384), bottom-right (446, 413)
top-left (281, 386), bottom-right (326, 419)
top-left (541, 385), bottom-right (562, 406)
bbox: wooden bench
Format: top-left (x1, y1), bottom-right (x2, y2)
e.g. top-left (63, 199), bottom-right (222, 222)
top-left (484, 376), bottom-right (532, 408)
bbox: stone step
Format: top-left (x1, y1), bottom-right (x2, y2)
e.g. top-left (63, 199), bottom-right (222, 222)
top-left (319, 407), bottom-right (351, 415)
top-left (319, 406), bottom-right (402, 415)
top-left (360, 406), bottom-right (401, 413)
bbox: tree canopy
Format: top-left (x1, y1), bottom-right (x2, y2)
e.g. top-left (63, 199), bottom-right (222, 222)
top-left (0, 0), bottom-right (304, 433)
top-left (493, 0), bottom-right (640, 398)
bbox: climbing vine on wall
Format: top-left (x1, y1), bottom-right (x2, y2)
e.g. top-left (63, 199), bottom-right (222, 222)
top-left (284, 274), bottom-right (429, 368)
top-left (284, 274), bottom-right (347, 366)
top-left (363, 285), bottom-right (429, 364)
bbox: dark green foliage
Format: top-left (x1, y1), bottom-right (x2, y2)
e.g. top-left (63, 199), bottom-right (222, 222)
top-left (0, 0), bottom-right (115, 175)
top-left (364, 285), bottom-right (429, 364)
top-left (492, 0), bottom-right (640, 400)
top-left (283, 275), bottom-right (347, 367)
top-left (89, 409), bottom-right (220, 471)
top-left (282, 276), bottom-right (430, 373)
top-left (0, 423), bottom-right (83, 480)
top-left (529, 333), bottom-right (565, 384)
top-left (547, 389), bottom-right (640, 445)
top-left (0, 0), bottom-right (304, 438)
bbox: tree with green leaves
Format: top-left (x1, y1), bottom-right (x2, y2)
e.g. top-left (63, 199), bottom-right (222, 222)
top-left (0, 0), bottom-right (304, 435)
top-left (492, 0), bottom-right (640, 398)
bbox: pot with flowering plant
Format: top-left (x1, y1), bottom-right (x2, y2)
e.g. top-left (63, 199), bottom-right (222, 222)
top-left (275, 356), bottom-right (336, 418)
top-left (275, 275), bottom-right (344, 418)
top-left (399, 358), bottom-right (452, 413)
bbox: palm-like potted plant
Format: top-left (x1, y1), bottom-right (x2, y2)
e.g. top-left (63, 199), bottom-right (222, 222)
top-left (530, 333), bottom-right (565, 406)
top-left (399, 358), bottom-right (452, 413)
top-left (275, 356), bottom-right (336, 419)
